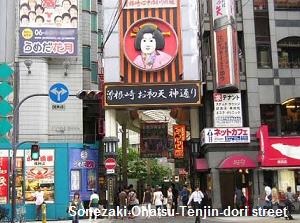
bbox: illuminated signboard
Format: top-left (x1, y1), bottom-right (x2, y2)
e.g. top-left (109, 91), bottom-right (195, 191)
top-left (173, 124), bottom-right (186, 159)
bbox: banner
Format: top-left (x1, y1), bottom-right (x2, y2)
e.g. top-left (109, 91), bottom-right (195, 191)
top-left (0, 158), bottom-right (8, 204)
top-left (140, 122), bottom-right (168, 158)
top-left (19, 0), bottom-right (78, 56)
top-left (173, 124), bottom-right (186, 159)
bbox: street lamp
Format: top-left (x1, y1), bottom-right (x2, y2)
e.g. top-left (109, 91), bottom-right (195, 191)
top-left (190, 138), bottom-right (201, 156)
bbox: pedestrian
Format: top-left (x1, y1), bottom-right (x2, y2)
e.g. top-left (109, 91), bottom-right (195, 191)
top-left (171, 183), bottom-right (179, 212)
top-left (187, 186), bottom-right (204, 223)
top-left (167, 186), bottom-right (174, 212)
top-left (118, 187), bottom-right (127, 220)
top-left (142, 185), bottom-right (152, 218)
top-left (234, 187), bottom-right (246, 209)
top-left (69, 191), bottom-right (83, 223)
top-left (33, 186), bottom-right (44, 221)
top-left (263, 182), bottom-right (272, 209)
top-left (88, 190), bottom-right (99, 222)
top-left (153, 186), bottom-right (163, 218)
top-left (127, 186), bottom-right (138, 219)
top-left (180, 185), bottom-right (190, 207)
top-left (285, 186), bottom-right (295, 220)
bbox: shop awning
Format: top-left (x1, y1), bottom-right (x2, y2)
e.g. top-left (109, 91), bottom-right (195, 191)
top-left (195, 158), bottom-right (209, 172)
top-left (218, 154), bottom-right (256, 169)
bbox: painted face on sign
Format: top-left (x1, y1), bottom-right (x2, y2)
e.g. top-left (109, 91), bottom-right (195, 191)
top-left (140, 33), bottom-right (156, 55)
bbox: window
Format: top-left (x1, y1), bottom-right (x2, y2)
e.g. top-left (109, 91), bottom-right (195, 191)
top-left (254, 0), bottom-right (268, 11)
top-left (91, 12), bottom-right (97, 32)
top-left (82, 46), bottom-right (91, 69)
top-left (98, 29), bottom-right (104, 48)
top-left (256, 44), bottom-right (272, 68)
top-left (260, 104), bottom-right (277, 136)
top-left (274, 0), bottom-right (300, 10)
top-left (278, 37), bottom-right (300, 69)
top-left (91, 62), bottom-right (98, 83)
top-left (70, 170), bottom-right (81, 191)
top-left (82, 0), bottom-right (91, 11)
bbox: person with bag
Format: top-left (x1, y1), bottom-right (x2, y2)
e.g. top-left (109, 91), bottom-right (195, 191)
top-left (142, 185), bottom-right (152, 218)
top-left (127, 187), bottom-right (137, 219)
top-left (153, 186), bottom-right (163, 218)
top-left (88, 190), bottom-right (99, 222)
top-left (167, 186), bottom-right (174, 211)
top-left (68, 192), bottom-right (84, 223)
top-left (234, 187), bottom-right (246, 209)
top-left (187, 186), bottom-right (204, 223)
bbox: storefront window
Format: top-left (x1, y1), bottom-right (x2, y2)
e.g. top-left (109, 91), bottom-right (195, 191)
top-left (278, 37), bottom-right (300, 69)
top-left (274, 0), bottom-right (300, 10)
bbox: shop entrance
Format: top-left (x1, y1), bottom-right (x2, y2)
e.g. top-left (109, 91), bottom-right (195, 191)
top-left (220, 169), bottom-right (253, 210)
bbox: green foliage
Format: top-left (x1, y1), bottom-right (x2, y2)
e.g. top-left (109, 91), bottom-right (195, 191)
top-left (117, 147), bottom-right (171, 184)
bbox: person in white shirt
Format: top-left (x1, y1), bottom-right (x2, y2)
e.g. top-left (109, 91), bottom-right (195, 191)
top-left (152, 186), bottom-right (163, 218)
top-left (89, 190), bottom-right (100, 221)
top-left (187, 186), bottom-right (204, 223)
top-left (34, 187), bottom-right (44, 220)
top-left (263, 183), bottom-right (272, 208)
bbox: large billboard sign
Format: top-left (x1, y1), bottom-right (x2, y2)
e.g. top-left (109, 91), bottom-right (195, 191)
top-left (104, 82), bottom-right (201, 108)
top-left (19, 0), bottom-right (78, 56)
top-left (213, 93), bottom-right (243, 127)
top-left (124, 17), bottom-right (178, 72)
top-left (212, 0), bottom-right (236, 21)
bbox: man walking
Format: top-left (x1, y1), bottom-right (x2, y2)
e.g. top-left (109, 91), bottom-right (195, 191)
top-left (187, 186), bottom-right (204, 223)
top-left (33, 187), bottom-right (44, 221)
top-left (89, 190), bottom-right (100, 221)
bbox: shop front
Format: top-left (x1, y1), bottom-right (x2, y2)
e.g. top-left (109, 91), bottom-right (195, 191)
top-left (0, 143), bottom-right (99, 220)
top-left (257, 125), bottom-right (300, 197)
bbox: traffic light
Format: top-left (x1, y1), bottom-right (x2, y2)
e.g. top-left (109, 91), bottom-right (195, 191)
top-left (76, 90), bottom-right (102, 100)
top-left (31, 144), bottom-right (40, 160)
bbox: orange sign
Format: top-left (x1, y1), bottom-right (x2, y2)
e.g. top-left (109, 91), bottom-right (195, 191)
top-left (173, 124), bottom-right (186, 159)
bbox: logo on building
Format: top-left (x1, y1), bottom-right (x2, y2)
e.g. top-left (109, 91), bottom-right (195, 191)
top-left (124, 17), bottom-right (178, 72)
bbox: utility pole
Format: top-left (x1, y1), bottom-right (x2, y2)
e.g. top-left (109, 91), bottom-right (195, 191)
top-left (121, 124), bottom-right (128, 187)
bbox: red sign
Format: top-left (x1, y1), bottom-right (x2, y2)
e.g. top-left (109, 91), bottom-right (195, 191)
top-left (173, 124), bottom-right (186, 159)
top-left (123, 17), bottom-right (178, 72)
top-left (0, 157), bottom-right (8, 203)
top-left (104, 158), bottom-right (116, 170)
top-left (257, 125), bottom-right (300, 167)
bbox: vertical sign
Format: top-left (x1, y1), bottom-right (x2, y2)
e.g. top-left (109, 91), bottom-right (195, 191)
top-left (213, 93), bottom-right (243, 127)
top-left (0, 157), bottom-right (9, 203)
top-left (19, 0), bottom-right (78, 56)
top-left (173, 125), bottom-right (186, 159)
top-left (212, 0), bottom-right (236, 21)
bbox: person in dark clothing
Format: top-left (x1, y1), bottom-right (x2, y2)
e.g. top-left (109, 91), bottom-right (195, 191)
top-left (171, 183), bottom-right (178, 212)
top-left (234, 187), bottom-right (246, 209)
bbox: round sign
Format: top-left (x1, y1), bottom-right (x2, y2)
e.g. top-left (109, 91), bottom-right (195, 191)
top-left (104, 158), bottom-right (116, 170)
top-left (123, 17), bottom-right (178, 72)
top-left (49, 83), bottom-right (69, 104)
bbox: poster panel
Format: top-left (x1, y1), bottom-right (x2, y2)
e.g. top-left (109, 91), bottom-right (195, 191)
top-left (25, 149), bottom-right (55, 203)
top-left (140, 122), bottom-right (168, 158)
top-left (19, 0), bottom-right (78, 56)
top-left (173, 125), bottom-right (186, 159)
top-left (0, 158), bottom-right (9, 204)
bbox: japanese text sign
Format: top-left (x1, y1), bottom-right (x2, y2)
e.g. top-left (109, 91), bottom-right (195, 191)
top-left (104, 82), bottom-right (201, 108)
top-left (25, 149), bottom-right (54, 166)
top-left (213, 93), bottom-right (243, 127)
top-left (124, 0), bottom-right (177, 9)
top-left (201, 127), bottom-right (250, 145)
top-left (173, 124), bottom-right (186, 159)
top-left (0, 157), bottom-right (8, 204)
top-left (212, 0), bottom-right (235, 21)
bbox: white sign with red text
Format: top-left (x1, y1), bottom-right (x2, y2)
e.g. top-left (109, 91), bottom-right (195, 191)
top-left (201, 127), bottom-right (250, 145)
top-left (212, 0), bottom-right (235, 21)
top-left (124, 0), bottom-right (177, 9)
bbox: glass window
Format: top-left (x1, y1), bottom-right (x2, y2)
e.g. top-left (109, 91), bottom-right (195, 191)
top-left (91, 12), bottom-right (97, 32)
top-left (260, 104), bottom-right (277, 135)
top-left (98, 29), bottom-right (104, 48)
top-left (274, 0), bottom-right (300, 10)
top-left (82, 46), bottom-right (91, 69)
top-left (278, 37), bottom-right (300, 69)
top-left (82, 0), bottom-right (91, 11)
top-left (256, 44), bottom-right (272, 68)
top-left (281, 98), bottom-right (300, 135)
top-left (91, 62), bottom-right (98, 83)
top-left (254, 0), bottom-right (268, 11)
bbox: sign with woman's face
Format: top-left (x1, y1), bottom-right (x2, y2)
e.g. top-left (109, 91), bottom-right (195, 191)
top-left (124, 17), bottom-right (178, 72)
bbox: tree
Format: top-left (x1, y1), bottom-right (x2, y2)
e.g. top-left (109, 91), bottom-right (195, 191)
top-left (117, 147), bottom-right (171, 185)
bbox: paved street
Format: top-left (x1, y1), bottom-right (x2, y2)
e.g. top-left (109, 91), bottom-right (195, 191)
top-left (28, 214), bottom-right (300, 223)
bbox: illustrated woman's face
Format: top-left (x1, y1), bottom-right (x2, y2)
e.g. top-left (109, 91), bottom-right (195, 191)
top-left (141, 33), bottom-right (156, 54)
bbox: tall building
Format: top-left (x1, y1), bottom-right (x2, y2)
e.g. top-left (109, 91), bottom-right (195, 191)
top-left (199, 0), bottom-right (300, 210)
top-left (0, 0), bottom-right (104, 220)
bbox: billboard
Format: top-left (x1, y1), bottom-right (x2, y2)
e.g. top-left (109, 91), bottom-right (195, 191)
top-left (19, 0), bottom-right (78, 56)
top-left (201, 127), bottom-right (250, 145)
top-left (173, 124), bottom-right (186, 159)
top-left (140, 122), bottom-right (168, 158)
top-left (213, 93), bottom-right (243, 127)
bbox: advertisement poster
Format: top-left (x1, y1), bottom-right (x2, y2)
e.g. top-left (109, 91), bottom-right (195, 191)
top-left (140, 122), bottom-right (168, 158)
top-left (19, 0), bottom-right (78, 56)
top-left (213, 93), bottom-right (243, 127)
top-left (0, 157), bottom-right (9, 204)
top-left (25, 149), bottom-right (55, 203)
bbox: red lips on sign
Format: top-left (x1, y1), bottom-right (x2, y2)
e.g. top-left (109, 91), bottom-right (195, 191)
top-left (104, 158), bottom-right (116, 170)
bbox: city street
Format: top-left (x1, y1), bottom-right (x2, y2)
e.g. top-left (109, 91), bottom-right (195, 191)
top-left (28, 214), bottom-right (300, 223)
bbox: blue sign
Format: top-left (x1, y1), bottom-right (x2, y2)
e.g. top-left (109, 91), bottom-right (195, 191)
top-left (49, 83), bottom-right (69, 104)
